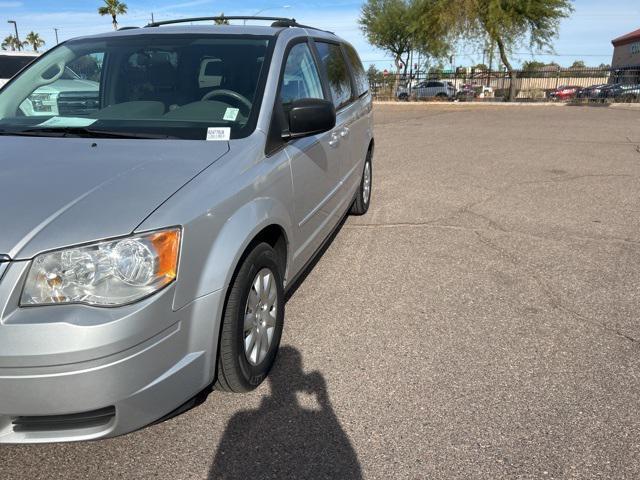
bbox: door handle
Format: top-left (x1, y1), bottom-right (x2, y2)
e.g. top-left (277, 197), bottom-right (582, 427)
top-left (328, 131), bottom-right (340, 148)
top-left (340, 127), bottom-right (350, 138)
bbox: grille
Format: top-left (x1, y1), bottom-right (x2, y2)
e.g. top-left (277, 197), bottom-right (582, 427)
top-left (12, 406), bottom-right (115, 433)
top-left (56, 91), bottom-right (100, 117)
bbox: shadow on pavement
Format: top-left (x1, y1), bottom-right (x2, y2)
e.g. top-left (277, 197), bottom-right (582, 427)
top-left (208, 346), bottom-right (362, 479)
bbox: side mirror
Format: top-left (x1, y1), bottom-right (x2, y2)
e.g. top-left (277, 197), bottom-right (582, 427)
top-left (284, 98), bottom-right (336, 139)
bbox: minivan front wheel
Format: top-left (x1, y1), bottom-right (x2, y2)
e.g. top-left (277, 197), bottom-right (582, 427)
top-left (215, 243), bottom-right (284, 393)
top-left (351, 150), bottom-right (372, 215)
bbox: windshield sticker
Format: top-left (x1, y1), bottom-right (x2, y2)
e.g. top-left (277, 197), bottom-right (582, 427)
top-left (38, 117), bottom-right (97, 128)
top-left (223, 108), bottom-right (239, 122)
top-left (206, 127), bottom-right (231, 141)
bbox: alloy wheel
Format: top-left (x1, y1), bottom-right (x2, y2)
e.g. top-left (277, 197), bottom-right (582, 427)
top-left (243, 268), bottom-right (278, 365)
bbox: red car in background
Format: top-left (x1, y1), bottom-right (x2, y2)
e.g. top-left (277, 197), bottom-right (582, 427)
top-left (549, 85), bottom-right (580, 101)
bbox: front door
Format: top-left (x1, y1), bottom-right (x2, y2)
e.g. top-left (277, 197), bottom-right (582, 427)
top-left (281, 41), bottom-right (343, 271)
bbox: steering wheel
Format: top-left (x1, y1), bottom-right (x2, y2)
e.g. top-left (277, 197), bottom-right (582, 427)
top-left (201, 89), bottom-right (252, 112)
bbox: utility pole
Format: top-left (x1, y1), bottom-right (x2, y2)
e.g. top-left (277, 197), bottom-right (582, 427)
top-left (7, 20), bottom-right (21, 51)
top-left (54, 28), bottom-right (60, 45)
top-left (151, 12), bottom-right (155, 24)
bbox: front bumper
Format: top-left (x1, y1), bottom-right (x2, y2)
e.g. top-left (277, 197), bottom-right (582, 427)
top-left (0, 261), bottom-right (223, 443)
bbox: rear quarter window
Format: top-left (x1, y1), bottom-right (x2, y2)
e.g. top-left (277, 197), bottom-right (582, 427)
top-left (343, 44), bottom-right (368, 96)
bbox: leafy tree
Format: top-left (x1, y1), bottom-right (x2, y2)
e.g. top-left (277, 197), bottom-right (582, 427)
top-left (98, 0), bottom-right (128, 30)
top-left (25, 32), bottom-right (45, 52)
top-left (436, 0), bottom-right (573, 101)
top-left (522, 60), bottom-right (547, 71)
top-left (429, 60), bottom-right (447, 74)
top-left (359, 0), bottom-right (414, 74)
top-left (1, 35), bottom-right (25, 51)
top-left (359, 0), bottom-right (449, 75)
top-left (474, 63), bottom-right (488, 71)
top-left (410, 0), bottom-right (452, 64)
top-left (569, 60), bottom-right (585, 69)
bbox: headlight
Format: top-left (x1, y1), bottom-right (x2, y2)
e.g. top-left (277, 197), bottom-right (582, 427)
top-left (28, 92), bottom-right (56, 113)
top-left (21, 228), bottom-right (181, 307)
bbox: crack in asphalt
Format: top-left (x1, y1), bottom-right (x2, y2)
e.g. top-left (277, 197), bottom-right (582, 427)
top-left (345, 220), bottom-right (640, 247)
top-left (346, 171), bottom-right (640, 246)
top-left (472, 231), bottom-right (640, 346)
top-left (345, 218), bottom-right (640, 345)
top-left (345, 169), bottom-right (640, 346)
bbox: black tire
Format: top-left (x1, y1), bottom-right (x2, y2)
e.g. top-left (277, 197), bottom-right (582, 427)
top-left (350, 148), bottom-right (372, 215)
top-left (436, 92), bottom-right (448, 100)
top-left (215, 242), bottom-right (284, 393)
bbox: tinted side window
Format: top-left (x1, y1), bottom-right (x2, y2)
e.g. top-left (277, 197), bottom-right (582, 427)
top-left (315, 42), bottom-right (352, 108)
top-left (0, 55), bottom-right (36, 78)
top-left (280, 43), bottom-right (324, 105)
top-left (343, 44), bottom-right (368, 96)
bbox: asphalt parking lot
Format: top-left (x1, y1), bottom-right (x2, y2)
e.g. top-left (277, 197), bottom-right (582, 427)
top-left (3, 104), bottom-right (640, 479)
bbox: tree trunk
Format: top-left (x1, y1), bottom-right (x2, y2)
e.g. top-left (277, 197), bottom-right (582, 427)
top-left (112, 14), bottom-right (118, 30)
top-left (495, 37), bottom-right (516, 102)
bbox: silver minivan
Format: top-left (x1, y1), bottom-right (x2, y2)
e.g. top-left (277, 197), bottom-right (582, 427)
top-left (0, 17), bottom-right (373, 443)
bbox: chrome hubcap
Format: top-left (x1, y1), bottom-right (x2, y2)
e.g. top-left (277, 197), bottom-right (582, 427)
top-left (363, 161), bottom-right (371, 204)
top-left (244, 268), bottom-right (278, 366)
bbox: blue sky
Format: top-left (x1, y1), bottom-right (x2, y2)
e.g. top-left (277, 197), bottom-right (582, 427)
top-left (1, 0), bottom-right (638, 68)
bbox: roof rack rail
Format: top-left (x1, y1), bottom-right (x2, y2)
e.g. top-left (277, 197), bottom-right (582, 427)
top-left (144, 16), bottom-right (334, 34)
top-left (145, 16), bottom-right (295, 28)
top-left (118, 26), bottom-right (140, 31)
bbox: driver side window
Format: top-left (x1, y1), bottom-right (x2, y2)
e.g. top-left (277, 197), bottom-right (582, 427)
top-left (280, 42), bottom-right (325, 106)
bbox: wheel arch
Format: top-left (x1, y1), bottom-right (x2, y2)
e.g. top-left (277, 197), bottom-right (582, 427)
top-left (210, 218), bottom-right (290, 387)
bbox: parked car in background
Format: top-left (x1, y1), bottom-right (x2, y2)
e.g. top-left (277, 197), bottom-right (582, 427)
top-left (0, 51), bottom-right (40, 88)
top-left (576, 84), bottom-right (608, 99)
top-left (398, 80), bottom-right (456, 100)
top-left (0, 17), bottom-right (374, 443)
top-left (598, 83), bottom-right (619, 99)
top-left (456, 83), bottom-right (493, 100)
top-left (601, 83), bottom-right (640, 101)
top-left (549, 85), bottom-right (580, 101)
top-left (20, 66), bottom-right (100, 116)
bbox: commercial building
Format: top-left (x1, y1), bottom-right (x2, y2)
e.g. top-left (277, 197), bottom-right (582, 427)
top-left (612, 28), bottom-right (640, 84)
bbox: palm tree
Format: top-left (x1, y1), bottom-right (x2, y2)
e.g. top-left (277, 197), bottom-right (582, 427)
top-left (1, 36), bottom-right (13, 51)
top-left (98, 0), bottom-right (128, 30)
top-left (1, 35), bottom-right (25, 51)
top-left (214, 13), bottom-right (230, 25)
top-left (25, 32), bottom-right (45, 52)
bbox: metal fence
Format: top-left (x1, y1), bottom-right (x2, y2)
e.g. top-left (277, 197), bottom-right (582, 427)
top-left (370, 67), bottom-right (640, 103)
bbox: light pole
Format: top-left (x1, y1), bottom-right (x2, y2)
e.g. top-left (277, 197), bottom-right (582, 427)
top-left (7, 20), bottom-right (21, 51)
top-left (244, 5), bottom-right (291, 24)
top-left (54, 28), bottom-right (60, 45)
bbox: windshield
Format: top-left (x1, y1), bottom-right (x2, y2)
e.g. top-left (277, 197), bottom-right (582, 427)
top-left (0, 34), bottom-right (273, 140)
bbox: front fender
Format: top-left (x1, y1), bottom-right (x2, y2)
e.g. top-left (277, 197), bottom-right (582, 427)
top-left (174, 197), bottom-right (294, 311)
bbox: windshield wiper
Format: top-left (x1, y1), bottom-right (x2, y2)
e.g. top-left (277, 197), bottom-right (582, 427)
top-left (0, 127), bottom-right (178, 140)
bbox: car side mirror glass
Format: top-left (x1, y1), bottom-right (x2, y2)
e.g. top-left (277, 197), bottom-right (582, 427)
top-left (284, 98), bottom-right (336, 140)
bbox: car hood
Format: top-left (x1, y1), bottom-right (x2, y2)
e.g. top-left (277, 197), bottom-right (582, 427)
top-left (0, 136), bottom-right (229, 259)
top-left (36, 79), bottom-right (99, 94)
